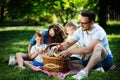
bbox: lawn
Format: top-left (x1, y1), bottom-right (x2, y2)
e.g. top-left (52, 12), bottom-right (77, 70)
top-left (0, 23), bottom-right (120, 80)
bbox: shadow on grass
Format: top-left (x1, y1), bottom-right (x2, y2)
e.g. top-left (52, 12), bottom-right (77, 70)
top-left (105, 24), bottom-right (120, 35)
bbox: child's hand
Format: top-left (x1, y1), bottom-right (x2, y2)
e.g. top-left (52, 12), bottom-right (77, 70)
top-left (38, 49), bottom-right (43, 54)
top-left (36, 49), bottom-right (40, 54)
top-left (39, 49), bottom-right (43, 54)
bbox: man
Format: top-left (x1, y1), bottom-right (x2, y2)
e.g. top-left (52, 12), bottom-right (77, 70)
top-left (51, 10), bottom-right (113, 80)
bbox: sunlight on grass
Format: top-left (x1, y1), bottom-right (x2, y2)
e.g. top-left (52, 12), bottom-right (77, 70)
top-left (11, 41), bottom-right (28, 53)
top-left (12, 40), bottom-right (28, 45)
top-left (107, 34), bottom-right (120, 41)
top-left (0, 26), bottom-right (47, 31)
top-left (107, 34), bottom-right (120, 38)
top-left (12, 47), bottom-right (26, 52)
top-left (107, 21), bottom-right (120, 25)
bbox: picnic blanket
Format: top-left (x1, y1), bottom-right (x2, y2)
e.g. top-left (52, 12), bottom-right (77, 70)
top-left (29, 59), bottom-right (116, 80)
top-left (30, 64), bottom-right (116, 80)
top-left (30, 65), bottom-right (79, 80)
top-left (29, 60), bottom-right (85, 80)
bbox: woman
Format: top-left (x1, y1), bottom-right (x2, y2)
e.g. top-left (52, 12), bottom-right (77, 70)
top-left (8, 23), bottom-right (66, 70)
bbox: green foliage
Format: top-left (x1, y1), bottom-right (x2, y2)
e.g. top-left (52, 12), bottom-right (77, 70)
top-left (6, 0), bottom-right (33, 19)
top-left (0, 0), bottom-right (98, 26)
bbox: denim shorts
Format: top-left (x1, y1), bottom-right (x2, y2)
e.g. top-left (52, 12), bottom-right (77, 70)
top-left (70, 57), bottom-right (80, 60)
top-left (33, 60), bottom-right (44, 67)
top-left (79, 53), bottom-right (113, 71)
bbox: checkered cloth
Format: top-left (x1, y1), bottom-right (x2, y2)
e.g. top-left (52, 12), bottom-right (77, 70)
top-left (30, 65), bottom-right (79, 80)
top-left (109, 64), bottom-right (116, 70)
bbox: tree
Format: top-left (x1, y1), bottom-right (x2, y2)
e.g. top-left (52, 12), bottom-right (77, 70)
top-left (98, 0), bottom-right (108, 28)
top-left (0, 0), bottom-right (7, 23)
top-left (2, 0), bottom-right (118, 27)
top-left (44, 0), bottom-right (86, 25)
top-left (6, 0), bottom-right (33, 19)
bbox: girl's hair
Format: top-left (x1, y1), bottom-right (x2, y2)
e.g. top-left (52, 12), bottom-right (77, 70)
top-left (35, 30), bottom-right (44, 38)
top-left (48, 23), bottom-right (66, 43)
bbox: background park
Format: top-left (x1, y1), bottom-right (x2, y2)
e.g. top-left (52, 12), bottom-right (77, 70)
top-left (0, 0), bottom-right (120, 80)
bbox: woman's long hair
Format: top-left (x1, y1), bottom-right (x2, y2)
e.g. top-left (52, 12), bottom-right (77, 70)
top-left (48, 23), bottom-right (66, 43)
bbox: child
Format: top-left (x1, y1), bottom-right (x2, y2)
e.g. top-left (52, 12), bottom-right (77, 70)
top-left (8, 30), bottom-right (47, 70)
top-left (65, 20), bottom-right (82, 60)
top-left (24, 30), bottom-right (47, 67)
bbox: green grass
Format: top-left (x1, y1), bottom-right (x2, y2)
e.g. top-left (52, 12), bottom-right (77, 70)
top-left (0, 24), bottom-right (120, 80)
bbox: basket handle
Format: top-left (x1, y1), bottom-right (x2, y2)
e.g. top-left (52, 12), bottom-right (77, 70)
top-left (43, 43), bottom-right (61, 54)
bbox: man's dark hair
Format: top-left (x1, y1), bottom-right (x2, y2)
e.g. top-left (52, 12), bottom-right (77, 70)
top-left (81, 10), bottom-right (96, 22)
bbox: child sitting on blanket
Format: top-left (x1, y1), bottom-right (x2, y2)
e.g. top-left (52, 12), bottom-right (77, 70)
top-left (24, 30), bottom-right (47, 68)
top-left (65, 20), bottom-right (82, 60)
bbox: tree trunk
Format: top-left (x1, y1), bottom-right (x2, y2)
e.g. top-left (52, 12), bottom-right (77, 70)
top-left (0, 2), bottom-right (5, 23)
top-left (98, 0), bottom-right (108, 29)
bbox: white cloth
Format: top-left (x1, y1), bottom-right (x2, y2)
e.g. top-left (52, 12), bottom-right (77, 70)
top-left (30, 44), bottom-right (47, 62)
top-left (72, 23), bottom-right (113, 60)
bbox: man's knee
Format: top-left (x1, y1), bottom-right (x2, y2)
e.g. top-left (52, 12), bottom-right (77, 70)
top-left (94, 44), bottom-right (106, 56)
top-left (94, 44), bottom-right (104, 51)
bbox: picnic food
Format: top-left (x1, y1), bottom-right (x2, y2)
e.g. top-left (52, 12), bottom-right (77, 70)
top-left (53, 52), bottom-right (58, 57)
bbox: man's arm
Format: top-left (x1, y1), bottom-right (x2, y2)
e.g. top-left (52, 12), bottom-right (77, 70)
top-left (70, 39), bottom-right (101, 54)
top-left (58, 39), bottom-right (101, 58)
top-left (58, 38), bottom-right (77, 50)
top-left (50, 38), bottom-right (76, 54)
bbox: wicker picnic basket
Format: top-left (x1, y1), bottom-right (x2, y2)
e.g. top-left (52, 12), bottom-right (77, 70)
top-left (42, 43), bottom-right (70, 72)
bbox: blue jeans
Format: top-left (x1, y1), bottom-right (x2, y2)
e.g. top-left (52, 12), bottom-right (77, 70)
top-left (33, 60), bottom-right (44, 67)
top-left (79, 53), bottom-right (113, 71)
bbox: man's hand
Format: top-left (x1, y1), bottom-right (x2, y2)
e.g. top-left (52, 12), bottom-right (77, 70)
top-left (58, 50), bottom-right (71, 58)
